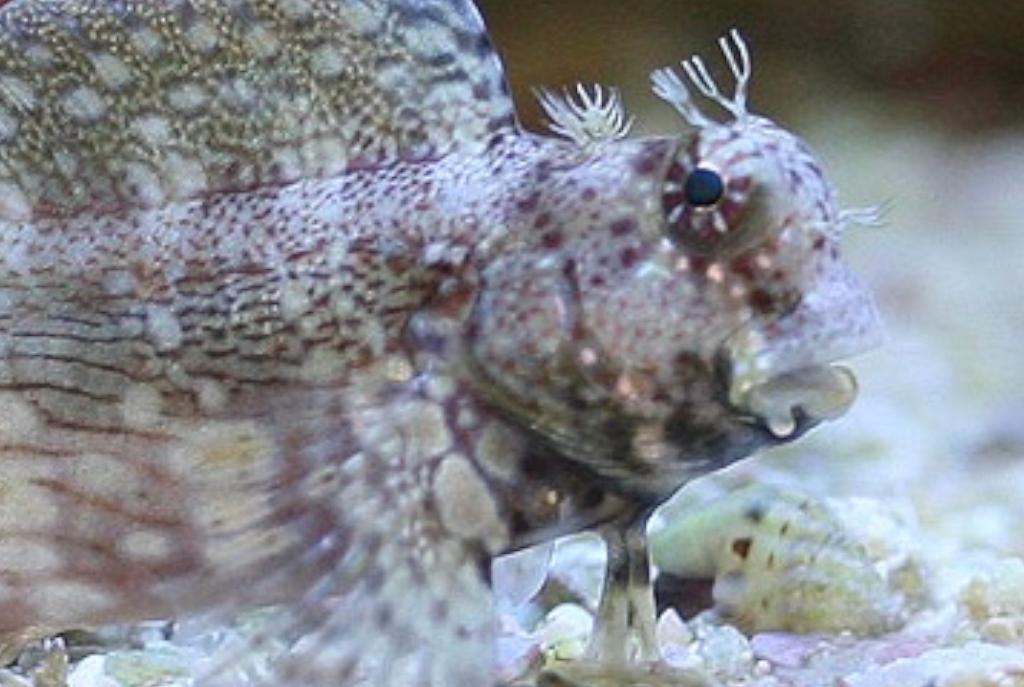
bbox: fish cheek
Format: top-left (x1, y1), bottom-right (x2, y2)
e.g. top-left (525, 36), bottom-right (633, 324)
top-left (466, 255), bottom-right (584, 398)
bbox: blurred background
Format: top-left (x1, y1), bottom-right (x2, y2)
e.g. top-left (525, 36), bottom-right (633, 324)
top-left (477, 0), bottom-right (1024, 556)
top-left (479, 0), bottom-right (1024, 132)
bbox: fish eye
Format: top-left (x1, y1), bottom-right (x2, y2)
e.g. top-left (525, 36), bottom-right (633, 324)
top-left (684, 168), bottom-right (725, 207)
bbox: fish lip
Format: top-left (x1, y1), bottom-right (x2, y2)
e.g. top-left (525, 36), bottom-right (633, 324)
top-left (723, 320), bottom-right (880, 437)
top-left (723, 316), bottom-right (881, 403)
top-left (728, 301), bottom-right (885, 431)
top-left (731, 363), bottom-right (860, 438)
top-left (719, 264), bottom-right (884, 437)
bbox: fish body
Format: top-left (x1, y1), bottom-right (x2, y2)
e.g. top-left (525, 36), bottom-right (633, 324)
top-left (0, 1), bottom-right (881, 684)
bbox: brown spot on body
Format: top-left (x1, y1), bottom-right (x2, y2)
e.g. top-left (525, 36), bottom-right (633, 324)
top-left (472, 81), bottom-right (491, 100)
top-left (718, 198), bottom-right (745, 228)
top-left (748, 289), bottom-right (775, 314)
top-left (516, 192), bottom-right (540, 213)
top-left (632, 149), bottom-right (661, 176)
top-left (729, 255), bottom-right (756, 281)
top-left (731, 176), bottom-right (753, 192)
top-left (609, 218), bottom-right (636, 236)
top-left (665, 160), bottom-right (687, 183)
top-left (688, 255), bottom-right (709, 274)
top-left (731, 537), bottom-right (752, 560)
top-left (541, 231), bottom-right (563, 249)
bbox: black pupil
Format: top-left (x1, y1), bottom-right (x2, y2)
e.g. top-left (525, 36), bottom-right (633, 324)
top-left (684, 168), bottom-right (725, 207)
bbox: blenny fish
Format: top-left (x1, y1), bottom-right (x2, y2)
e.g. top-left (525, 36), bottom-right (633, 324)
top-left (0, 0), bottom-right (882, 685)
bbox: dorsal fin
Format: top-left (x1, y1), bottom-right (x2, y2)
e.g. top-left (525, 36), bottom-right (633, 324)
top-left (0, 0), bottom-right (517, 221)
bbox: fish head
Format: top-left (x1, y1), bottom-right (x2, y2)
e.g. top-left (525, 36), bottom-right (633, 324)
top-left (464, 32), bottom-right (882, 500)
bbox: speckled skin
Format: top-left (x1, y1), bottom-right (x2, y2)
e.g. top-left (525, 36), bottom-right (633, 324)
top-left (0, 1), bottom-right (881, 685)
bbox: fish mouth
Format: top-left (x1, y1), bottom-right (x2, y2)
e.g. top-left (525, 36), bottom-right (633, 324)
top-left (722, 261), bottom-right (883, 438)
top-left (734, 364), bottom-right (859, 438)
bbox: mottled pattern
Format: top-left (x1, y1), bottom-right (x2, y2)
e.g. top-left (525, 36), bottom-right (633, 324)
top-left (0, 2), bottom-right (881, 686)
top-left (0, 0), bottom-right (513, 220)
